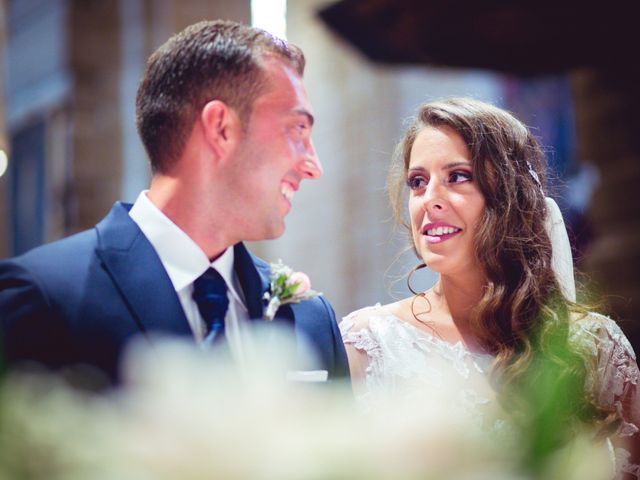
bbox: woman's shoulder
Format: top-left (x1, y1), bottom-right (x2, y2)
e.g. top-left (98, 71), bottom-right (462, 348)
top-left (340, 300), bottom-right (408, 334)
top-left (571, 310), bottom-right (624, 332)
top-left (569, 311), bottom-right (636, 360)
top-left (570, 311), bottom-right (639, 406)
top-left (340, 303), bottom-right (390, 334)
top-left (571, 312), bottom-right (640, 445)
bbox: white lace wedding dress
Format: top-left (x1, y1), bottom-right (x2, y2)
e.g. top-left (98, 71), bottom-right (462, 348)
top-left (340, 304), bottom-right (640, 478)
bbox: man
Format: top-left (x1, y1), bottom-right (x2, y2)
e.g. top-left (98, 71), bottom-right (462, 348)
top-left (0, 20), bottom-right (349, 384)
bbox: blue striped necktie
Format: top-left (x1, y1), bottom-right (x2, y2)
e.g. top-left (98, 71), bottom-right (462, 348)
top-left (192, 268), bottom-right (229, 346)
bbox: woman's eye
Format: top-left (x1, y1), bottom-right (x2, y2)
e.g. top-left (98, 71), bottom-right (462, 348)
top-left (449, 171), bottom-right (472, 184)
top-left (407, 175), bottom-right (427, 190)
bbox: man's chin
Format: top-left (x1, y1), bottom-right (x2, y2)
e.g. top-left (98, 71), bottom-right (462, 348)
top-left (245, 222), bottom-right (286, 242)
top-left (269, 222), bottom-right (286, 239)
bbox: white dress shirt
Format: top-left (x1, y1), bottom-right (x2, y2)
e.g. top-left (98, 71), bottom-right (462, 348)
top-left (129, 191), bottom-right (249, 355)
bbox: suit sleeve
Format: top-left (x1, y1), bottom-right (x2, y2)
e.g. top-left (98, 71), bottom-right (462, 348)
top-left (0, 259), bottom-right (74, 371)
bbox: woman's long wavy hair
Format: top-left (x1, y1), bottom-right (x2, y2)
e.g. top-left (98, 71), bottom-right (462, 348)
top-left (389, 98), bottom-right (598, 426)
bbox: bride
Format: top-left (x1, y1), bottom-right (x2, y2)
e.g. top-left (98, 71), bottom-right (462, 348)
top-left (340, 98), bottom-right (639, 477)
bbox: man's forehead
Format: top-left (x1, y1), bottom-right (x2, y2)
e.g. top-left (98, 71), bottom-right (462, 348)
top-left (261, 58), bottom-right (304, 90)
top-left (255, 59), bottom-right (313, 114)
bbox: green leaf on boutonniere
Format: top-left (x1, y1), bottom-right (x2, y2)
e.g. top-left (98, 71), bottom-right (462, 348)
top-left (262, 260), bottom-right (321, 321)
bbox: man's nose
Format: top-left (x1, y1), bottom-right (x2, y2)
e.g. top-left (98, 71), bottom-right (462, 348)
top-left (298, 141), bottom-right (323, 179)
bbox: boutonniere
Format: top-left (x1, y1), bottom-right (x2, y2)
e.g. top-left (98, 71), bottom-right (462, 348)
top-left (263, 260), bottom-right (321, 321)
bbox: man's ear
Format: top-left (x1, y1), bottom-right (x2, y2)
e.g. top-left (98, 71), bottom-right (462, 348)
top-left (200, 100), bottom-right (241, 160)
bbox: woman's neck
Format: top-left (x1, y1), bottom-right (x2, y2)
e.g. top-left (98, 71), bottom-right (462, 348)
top-left (428, 271), bottom-right (486, 350)
top-left (436, 272), bottom-right (485, 324)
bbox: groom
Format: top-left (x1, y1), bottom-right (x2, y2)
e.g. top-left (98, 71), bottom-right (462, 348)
top-left (0, 20), bottom-right (348, 384)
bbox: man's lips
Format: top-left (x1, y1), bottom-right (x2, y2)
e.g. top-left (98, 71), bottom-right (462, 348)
top-left (422, 222), bottom-right (462, 244)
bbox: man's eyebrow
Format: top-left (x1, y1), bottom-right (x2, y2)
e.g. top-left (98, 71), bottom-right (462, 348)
top-left (294, 109), bottom-right (315, 126)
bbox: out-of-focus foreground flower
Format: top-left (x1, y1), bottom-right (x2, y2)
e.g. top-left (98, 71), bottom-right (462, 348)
top-left (0, 327), bottom-right (613, 480)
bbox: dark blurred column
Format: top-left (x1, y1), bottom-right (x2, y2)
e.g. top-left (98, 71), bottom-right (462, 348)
top-left (0, 0), bottom-right (8, 257)
top-left (68, 0), bottom-right (123, 232)
top-left (572, 68), bottom-right (640, 346)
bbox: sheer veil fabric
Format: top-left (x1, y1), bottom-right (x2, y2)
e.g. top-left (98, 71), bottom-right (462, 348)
top-left (545, 197), bottom-right (576, 302)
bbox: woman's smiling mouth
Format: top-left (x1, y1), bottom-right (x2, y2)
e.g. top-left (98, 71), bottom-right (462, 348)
top-left (422, 223), bottom-right (462, 243)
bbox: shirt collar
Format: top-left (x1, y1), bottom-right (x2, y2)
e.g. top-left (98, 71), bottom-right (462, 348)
top-left (128, 191), bottom-right (246, 306)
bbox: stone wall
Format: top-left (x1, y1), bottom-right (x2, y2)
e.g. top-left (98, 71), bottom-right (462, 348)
top-left (68, 0), bottom-right (123, 231)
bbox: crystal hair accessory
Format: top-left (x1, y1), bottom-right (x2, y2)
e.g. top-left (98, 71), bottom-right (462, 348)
top-left (527, 161), bottom-right (544, 194)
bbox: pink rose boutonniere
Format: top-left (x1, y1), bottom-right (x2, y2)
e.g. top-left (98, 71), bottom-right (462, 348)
top-left (263, 260), bottom-right (321, 321)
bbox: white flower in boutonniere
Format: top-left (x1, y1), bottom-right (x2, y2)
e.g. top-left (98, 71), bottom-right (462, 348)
top-left (263, 260), bottom-right (321, 321)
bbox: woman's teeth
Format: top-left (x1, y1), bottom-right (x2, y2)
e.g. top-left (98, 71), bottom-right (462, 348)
top-left (426, 226), bottom-right (461, 236)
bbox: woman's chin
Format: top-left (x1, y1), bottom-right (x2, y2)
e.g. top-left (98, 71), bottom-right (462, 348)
top-left (420, 254), bottom-right (469, 278)
top-left (419, 253), bottom-right (447, 272)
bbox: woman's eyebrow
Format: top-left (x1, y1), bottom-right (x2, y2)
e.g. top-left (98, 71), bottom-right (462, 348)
top-left (443, 161), bottom-right (471, 169)
top-left (407, 161), bottom-right (470, 173)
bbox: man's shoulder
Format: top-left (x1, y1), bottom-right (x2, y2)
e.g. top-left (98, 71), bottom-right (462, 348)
top-left (289, 290), bottom-right (335, 327)
top-left (0, 202), bottom-right (137, 280)
top-left (2, 228), bottom-right (97, 271)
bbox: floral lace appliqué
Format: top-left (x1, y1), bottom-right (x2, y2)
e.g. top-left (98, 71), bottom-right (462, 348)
top-left (343, 306), bottom-right (640, 479)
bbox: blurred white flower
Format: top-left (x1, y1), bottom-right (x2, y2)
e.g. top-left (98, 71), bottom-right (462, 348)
top-left (0, 328), bottom-right (612, 480)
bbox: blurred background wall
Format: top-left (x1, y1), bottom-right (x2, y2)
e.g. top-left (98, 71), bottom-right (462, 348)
top-left (1, 0), bottom-right (636, 346)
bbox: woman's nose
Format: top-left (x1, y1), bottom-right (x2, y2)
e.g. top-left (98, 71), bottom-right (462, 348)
top-left (423, 180), bottom-right (446, 213)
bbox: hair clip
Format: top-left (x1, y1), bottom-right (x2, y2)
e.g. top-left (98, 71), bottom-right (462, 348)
top-left (527, 161), bottom-right (544, 194)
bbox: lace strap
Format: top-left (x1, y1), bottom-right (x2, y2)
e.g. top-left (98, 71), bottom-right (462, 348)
top-left (339, 315), bottom-right (382, 359)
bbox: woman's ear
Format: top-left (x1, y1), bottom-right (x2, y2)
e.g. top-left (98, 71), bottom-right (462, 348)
top-left (200, 100), bottom-right (242, 160)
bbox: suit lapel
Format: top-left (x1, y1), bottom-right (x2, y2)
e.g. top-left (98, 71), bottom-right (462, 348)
top-left (95, 203), bottom-right (192, 337)
top-left (231, 245), bottom-right (331, 372)
top-left (233, 244), bottom-right (298, 328)
top-left (233, 243), bottom-right (270, 320)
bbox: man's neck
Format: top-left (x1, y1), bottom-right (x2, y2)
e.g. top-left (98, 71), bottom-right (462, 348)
top-left (147, 175), bottom-right (234, 261)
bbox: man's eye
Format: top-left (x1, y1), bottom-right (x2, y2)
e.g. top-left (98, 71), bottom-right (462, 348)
top-left (449, 171), bottom-right (472, 183)
top-left (406, 175), bottom-right (427, 190)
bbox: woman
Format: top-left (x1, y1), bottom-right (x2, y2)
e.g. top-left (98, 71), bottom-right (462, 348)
top-left (340, 98), bottom-right (639, 477)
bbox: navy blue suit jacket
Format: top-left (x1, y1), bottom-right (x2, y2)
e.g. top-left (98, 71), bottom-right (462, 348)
top-left (0, 203), bottom-right (349, 383)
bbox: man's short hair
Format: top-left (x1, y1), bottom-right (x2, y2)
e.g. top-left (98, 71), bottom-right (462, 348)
top-left (135, 20), bottom-right (305, 173)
